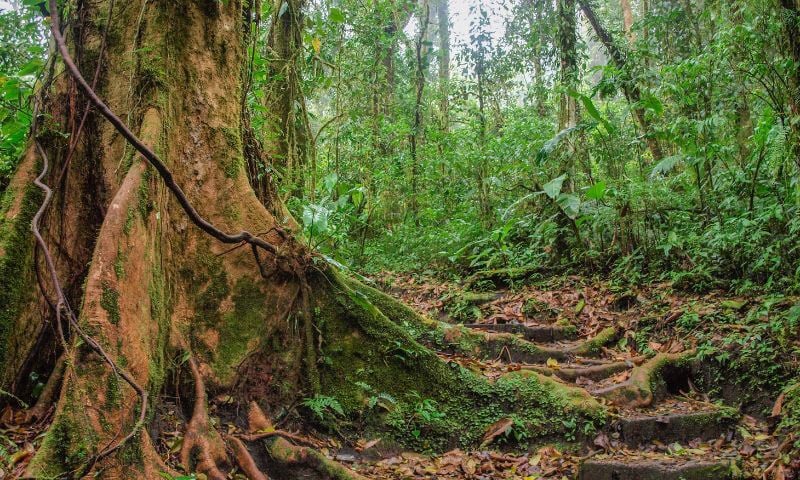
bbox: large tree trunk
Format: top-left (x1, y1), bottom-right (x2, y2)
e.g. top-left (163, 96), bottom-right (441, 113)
top-left (262, 0), bottom-right (311, 199)
top-left (0, 1), bottom-right (601, 478)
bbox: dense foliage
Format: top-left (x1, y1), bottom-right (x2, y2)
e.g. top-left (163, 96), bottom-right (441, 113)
top-left (1, 0), bottom-right (798, 292)
top-left (295, 0), bottom-right (799, 294)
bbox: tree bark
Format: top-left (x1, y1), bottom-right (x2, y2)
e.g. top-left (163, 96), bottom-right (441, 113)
top-left (410, 2), bottom-right (430, 217)
top-left (620, 0), bottom-right (634, 42)
top-left (558, 0), bottom-right (579, 131)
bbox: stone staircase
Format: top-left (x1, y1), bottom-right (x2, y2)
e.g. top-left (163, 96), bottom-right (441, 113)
top-left (463, 320), bottom-right (746, 480)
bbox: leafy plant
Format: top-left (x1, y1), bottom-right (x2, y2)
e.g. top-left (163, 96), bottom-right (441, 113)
top-left (301, 394), bottom-right (344, 420)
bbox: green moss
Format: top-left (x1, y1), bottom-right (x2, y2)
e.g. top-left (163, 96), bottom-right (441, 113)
top-left (123, 206), bottom-right (136, 235)
top-left (100, 281), bottom-right (122, 325)
top-left (0, 183), bottom-right (42, 382)
top-left (118, 430), bottom-right (144, 467)
top-left (137, 178), bottom-right (150, 220)
top-left (105, 373), bottom-right (121, 409)
top-left (222, 155), bottom-right (244, 179)
top-left (114, 248), bottom-right (127, 279)
top-left (222, 200), bottom-right (241, 222)
top-left (26, 385), bottom-right (97, 477)
top-left (212, 277), bottom-right (267, 383)
top-left (192, 249), bottom-right (230, 326)
top-left (220, 127), bottom-right (243, 178)
top-left (572, 326), bottom-right (617, 356)
top-left (522, 297), bottom-right (558, 318)
top-left (314, 270), bottom-right (606, 452)
top-left (146, 218), bottom-right (172, 402)
top-left (119, 146), bottom-right (136, 177)
top-left (135, 45), bottom-right (167, 91)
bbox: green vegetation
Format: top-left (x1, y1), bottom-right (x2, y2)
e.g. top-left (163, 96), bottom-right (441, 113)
top-left (240, 0), bottom-right (800, 299)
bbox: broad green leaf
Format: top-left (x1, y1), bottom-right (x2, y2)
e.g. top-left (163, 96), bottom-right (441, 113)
top-left (585, 181), bottom-right (606, 200)
top-left (536, 126), bottom-right (581, 164)
top-left (351, 187), bottom-right (364, 208)
top-left (569, 89), bottom-right (615, 133)
top-left (323, 172), bottom-right (338, 192)
top-left (557, 193), bottom-right (580, 219)
top-left (640, 93), bottom-right (664, 115)
top-left (650, 155), bottom-right (683, 179)
top-left (329, 7), bottom-right (345, 23)
top-left (17, 59), bottom-right (42, 76)
top-left (543, 174), bottom-right (566, 199)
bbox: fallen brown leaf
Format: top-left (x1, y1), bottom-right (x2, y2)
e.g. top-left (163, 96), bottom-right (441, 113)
top-left (481, 417), bottom-right (514, 447)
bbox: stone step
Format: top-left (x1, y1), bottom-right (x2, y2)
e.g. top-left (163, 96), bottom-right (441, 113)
top-left (523, 356), bottom-right (644, 382)
top-left (578, 455), bottom-right (734, 480)
top-left (461, 322), bottom-right (577, 342)
top-left (614, 409), bottom-right (737, 447)
top-left (475, 326), bottom-right (617, 364)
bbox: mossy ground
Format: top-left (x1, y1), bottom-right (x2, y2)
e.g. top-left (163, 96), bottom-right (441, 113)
top-left (310, 270), bottom-right (605, 453)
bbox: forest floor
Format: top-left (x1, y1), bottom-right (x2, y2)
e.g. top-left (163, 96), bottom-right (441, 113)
top-left (341, 271), bottom-right (797, 479)
top-left (0, 271), bottom-right (797, 479)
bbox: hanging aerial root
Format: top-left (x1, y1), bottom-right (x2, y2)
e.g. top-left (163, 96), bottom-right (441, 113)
top-left (246, 402), bottom-right (368, 480)
top-left (181, 355), bottom-right (227, 480)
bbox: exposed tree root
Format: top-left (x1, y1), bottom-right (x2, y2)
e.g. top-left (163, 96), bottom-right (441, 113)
top-left (228, 436), bottom-right (269, 480)
top-left (523, 355), bottom-right (646, 382)
top-left (349, 276), bottom-right (619, 364)
top-left (594, 351), bottom-right (694, 407)
top-left (246, 402), bottom-right (368, 480)
top-left (181, 355), bottom-right (227, 480)
top-left (239, 428), bottom-right (321, 447)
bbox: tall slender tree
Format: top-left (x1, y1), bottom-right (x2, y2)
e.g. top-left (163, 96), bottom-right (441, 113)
top-left (436, 0), bottom-right (451, 131)
top-left (578, 0), bottom-right (664, 162)
top-left (410, 1), bottom-right (431, 217)
top-left (262, 0), bottom-right (312, 198)
top-left (557, 0), bottom-right (579, 132)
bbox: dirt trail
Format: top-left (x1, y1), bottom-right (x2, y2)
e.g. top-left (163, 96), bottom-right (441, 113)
top-left (346, 272), bottom-right (789, 479)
